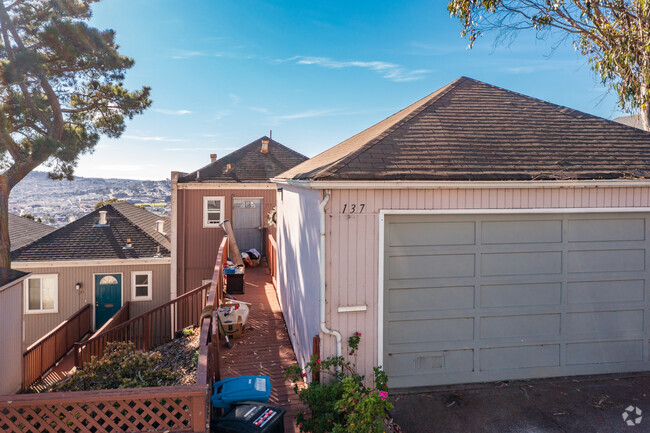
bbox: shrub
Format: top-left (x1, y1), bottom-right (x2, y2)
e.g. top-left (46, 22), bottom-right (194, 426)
top-left (55, 342), bottom-right (178, 391)
top-left (285, 332), bottom-right (393, 433)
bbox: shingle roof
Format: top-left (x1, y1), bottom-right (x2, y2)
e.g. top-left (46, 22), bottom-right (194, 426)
top-left (0, 267), bottom-right (29, 291)
top-left (109, 202), bottom-right (170, 251)
top-left (278, 77), bottom-right (650, 181)
top-left (11, 203), bottom-right (170, 262)
top-left (179, 136), bottom-right (308, 183)
top-left (8, 213), bottom-right (56, 251)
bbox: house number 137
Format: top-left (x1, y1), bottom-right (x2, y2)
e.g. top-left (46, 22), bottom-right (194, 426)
top-left (342, 203), bottom-right (365, 214)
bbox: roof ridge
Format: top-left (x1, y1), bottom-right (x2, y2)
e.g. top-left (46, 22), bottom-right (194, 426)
top-left (292, 77), bottom-right (469, 180)
top-left (107, 203), bottom-right (169, 251)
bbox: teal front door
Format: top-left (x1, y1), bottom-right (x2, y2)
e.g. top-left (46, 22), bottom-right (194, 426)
top-left (95, 274), bottom-right (122, 329)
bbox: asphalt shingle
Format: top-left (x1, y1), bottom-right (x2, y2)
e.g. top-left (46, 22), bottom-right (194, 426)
top-left (278, 77), bottom-right (650, 181)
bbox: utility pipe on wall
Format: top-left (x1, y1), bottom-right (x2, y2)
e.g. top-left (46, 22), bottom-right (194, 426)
top-left (319, 190), bottom-right (342, 359)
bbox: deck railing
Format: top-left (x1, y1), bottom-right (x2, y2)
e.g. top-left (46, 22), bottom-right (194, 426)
top-left (23, 304), bottom-right (91, 389)
top-left (2, 237), bottom-right (230, 433)
top-left (265, 229), bottom-right (278, 289)
top-left (74, 283), bottom-right (210, 367)
top-left (94, 301), bottom-right (130, 335)
top-left (197, 236), bottom-right (228, 421)
top-left (0, 385), bottom-right (208, 433)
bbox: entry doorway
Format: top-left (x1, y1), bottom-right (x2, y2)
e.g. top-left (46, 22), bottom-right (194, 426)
top-left (94, 274), bottom-right (122, 329)
top-left (232, 198), bottom-right (263, 252)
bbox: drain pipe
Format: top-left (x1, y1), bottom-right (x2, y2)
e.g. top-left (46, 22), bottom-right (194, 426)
top-left (319, 189), bottom-right (342, 359)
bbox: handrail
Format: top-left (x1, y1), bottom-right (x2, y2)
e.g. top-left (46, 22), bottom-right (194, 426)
top-left (23, 304), bottom-right (91, 389)
top-left (74, 282), bottom-right (210, 367)
top-left (197, 236), bottom-right (228, 422)
top-left (265, 229), bottom-right (278, 289)
top-left (94, 301), bottom-right (130, 336)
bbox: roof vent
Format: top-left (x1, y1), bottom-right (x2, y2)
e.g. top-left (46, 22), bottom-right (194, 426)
top-left (94, 210), bottom-right (109, 227)
top-left (123, 238), bottom-right (134, 250)
top-left (261, 139), bottom-right (269, 153)
top-left (226, 163), bottom-right (232, 172)
top-left (210, 153), bottom-right (217, 163)
top-left (155, 220), bottom-right (166, 236)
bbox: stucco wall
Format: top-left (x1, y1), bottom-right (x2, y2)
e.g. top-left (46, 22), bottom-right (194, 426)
top-left (276, 185), bottom-right (321, 367)
top-left (175, 187), bottom-right (276, 294)
top-left (320, 186), bottom-right (650, 380)
top-left (0, 279), bottom-right (23, 394)
top-left (13, 262), bottom-right (170, 349)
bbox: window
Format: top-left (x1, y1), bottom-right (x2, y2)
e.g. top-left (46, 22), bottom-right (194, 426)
top-left (131, 271), bottom-right (152, 301)
top-left (203, 196), bottom-right (225, 228)
top-left (24, 275), bottom-right (58, 314)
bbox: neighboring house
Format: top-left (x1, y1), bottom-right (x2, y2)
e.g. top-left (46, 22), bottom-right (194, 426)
top-left (11, 202), bottom-right (171, 348)
top-left (273, 76), bottom-right (650, 390)
top-left (0, 268), bottom-right (29, 394)
top-left (8, 213), bottom-right (55, 251)
top-left (614, 114), bottom-right (645, 130)
top-left (171, 136), bottom-right (307, 296)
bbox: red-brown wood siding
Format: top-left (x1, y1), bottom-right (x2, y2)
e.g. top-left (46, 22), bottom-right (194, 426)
top-left (177, 187), bottom-right (276, 293)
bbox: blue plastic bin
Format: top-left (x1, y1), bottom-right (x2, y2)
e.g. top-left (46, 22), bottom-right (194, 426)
top-left (211, 376), bottom-right (272, 410)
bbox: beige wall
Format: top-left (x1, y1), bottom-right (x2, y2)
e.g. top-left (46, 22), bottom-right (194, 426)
top-left (0, 279), bottom-right (24, 394)
top-left (320, 186), bottom-right (650, 379)
top-left (176, 187), bottom-right (276, 294)
top-left (13, 263), bottom-right (170, 348)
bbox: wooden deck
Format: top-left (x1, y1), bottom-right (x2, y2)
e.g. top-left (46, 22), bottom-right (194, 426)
top-left (219, 264), bottom-right (303, 433)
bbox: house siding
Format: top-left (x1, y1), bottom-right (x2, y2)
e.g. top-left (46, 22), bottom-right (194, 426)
top-left (175, 187), bottom-right (276, 294)
top-left (14, 263), bottom-right (170, 349)
top-left (276, 185), bottom-right (321, 368)
top-left (320, 186), bottom-right (650, 380)
top-left (0, 280), bottom-right (23, 394)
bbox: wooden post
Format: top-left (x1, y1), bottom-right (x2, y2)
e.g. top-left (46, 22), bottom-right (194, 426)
top-left (190, 394), bottom-right (206, 433)
top-left (312, 335), bottom-right (320, 383)
top-left (144, 316), bottom-right (152, 351)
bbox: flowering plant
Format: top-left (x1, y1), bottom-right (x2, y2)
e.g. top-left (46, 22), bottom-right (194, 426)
top-left (285, 332), bottom-right (393, 433)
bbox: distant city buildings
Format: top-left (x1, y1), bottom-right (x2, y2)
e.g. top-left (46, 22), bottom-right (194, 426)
top-left (9, 172), bottom-right (171, 227)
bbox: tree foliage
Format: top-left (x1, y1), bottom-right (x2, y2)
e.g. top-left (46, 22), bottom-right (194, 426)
top-left (447, 0), bottom-right (650, 130)
top-left (0, 0), bottom-right (151, 267)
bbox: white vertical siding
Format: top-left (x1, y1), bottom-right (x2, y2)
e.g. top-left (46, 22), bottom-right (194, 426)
top-left (321, 186), bottom-right (650, 379)
top-left (276, 185), bottom-right (321, 367)
top-left (0, 280), bottom-right (23, 394)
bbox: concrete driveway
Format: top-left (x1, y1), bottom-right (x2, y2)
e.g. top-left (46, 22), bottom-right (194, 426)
top-left (389, 373), bottom-right (650, 432)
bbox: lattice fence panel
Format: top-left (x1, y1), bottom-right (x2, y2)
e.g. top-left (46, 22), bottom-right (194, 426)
top-left (0, 396), bottom-right (194, 433)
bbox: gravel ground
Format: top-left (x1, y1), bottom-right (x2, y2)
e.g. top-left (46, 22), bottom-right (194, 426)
top-left (154, 326), bottom-right (200, 385)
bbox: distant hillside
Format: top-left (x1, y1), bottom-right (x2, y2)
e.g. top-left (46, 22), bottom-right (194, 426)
top-left (10, 171), bottom-right (171, 228)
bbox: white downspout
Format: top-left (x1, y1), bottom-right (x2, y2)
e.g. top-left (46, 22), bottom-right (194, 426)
top-left (319, 189), bottom-right (342, 358)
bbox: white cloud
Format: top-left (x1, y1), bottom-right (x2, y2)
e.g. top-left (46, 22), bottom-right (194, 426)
top-left (249, 107), bottom-right (271, 114)
top-left (171, 50), bottom-right (208, 60)
top-left (279, 56), bottom-right (431, 82)
top-left (153, 108), bottom-right (192, 115)
top-left (228, 93), bottom-right (241, 105)
top-left (214, 109), bottom-right (232, 120)
top-left (123, 135), bottom-right (186, 142)
top-left (271, 108), bottom-right (343, 121)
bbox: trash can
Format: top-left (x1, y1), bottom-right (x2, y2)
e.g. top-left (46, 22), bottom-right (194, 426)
top-left (212, 401), bottom-right (286, 433)
top-left (226, 272), bottom-right (245, 294)
top-left (211, 376), bottom-right (272, 410)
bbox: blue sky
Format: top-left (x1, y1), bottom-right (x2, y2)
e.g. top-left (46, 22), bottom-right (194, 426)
top-left (72, 0), bottom-right (625, 180)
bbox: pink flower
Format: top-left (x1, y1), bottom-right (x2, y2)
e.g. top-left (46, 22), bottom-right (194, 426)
top-left (358, 332), bottom-right (362, 336)
top-left (316, 358), bottom-right (321, 364)
top-left (379, 390), bottom-right (388, 401)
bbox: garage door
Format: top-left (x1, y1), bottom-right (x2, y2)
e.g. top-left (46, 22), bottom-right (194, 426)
top-left (383, 213), bottom-right (650, 389)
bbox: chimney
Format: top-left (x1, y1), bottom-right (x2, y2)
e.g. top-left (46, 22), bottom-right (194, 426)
top-left (261, 138), bottom-right (269, 154)
top-left (98, 210), bottom-right (108, 225)
top-left (155, 220), bottom-right (166, 235)
top-left (226, 163), bottom-right (232, 172)
top-left (123, 238), bottom-right (133, 249)
top-left (210, 153), bottom-right (217, 163)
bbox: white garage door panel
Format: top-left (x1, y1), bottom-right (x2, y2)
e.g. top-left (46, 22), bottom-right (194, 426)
top-left (383, 213), bottom-right (650, 389)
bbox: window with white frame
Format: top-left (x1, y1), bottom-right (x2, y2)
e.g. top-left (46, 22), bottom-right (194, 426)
top-left (24, 274), bottom-right (58, 313)
top-left (203, 196), bottom-right (225, 227)
top-left (131, 271), bottom-right (152, 301)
